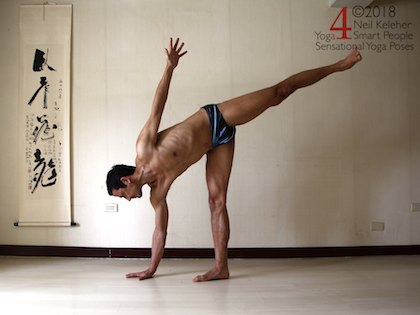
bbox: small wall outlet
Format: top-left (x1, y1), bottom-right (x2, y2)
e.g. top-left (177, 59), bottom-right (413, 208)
top-left (412, 203), bottom-right (420, 212)
top-left (104, 203), bottom-right (118, 212)
top-left (371, 222), bottom-right (385, 231)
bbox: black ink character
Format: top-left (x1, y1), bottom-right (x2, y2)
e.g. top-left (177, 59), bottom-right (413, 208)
top-left (28, 77), bottom-right (49, 108)
top-left (32, 115), bottom-right (57, 143)
top-left (33, 49), bottom-right (56, 72)
top-left (32, 148), bottom-right (57, 194)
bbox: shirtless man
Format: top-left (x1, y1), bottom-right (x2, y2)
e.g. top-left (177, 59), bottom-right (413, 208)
top-left (106, 38), bottom-right (362, 282)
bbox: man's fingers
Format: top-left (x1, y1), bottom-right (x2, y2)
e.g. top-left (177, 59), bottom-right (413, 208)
top-left (179, 50), bottom-right (188, 57)
top-left (173, 38), bottom-right (179, 51)
top-left (126, 270), bottom-right (153, 279)
top-left (177, 42), bottom-right (184, 53)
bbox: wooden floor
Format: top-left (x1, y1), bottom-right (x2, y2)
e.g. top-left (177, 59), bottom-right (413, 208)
top-left (0, 255), bottom-right (419, 314)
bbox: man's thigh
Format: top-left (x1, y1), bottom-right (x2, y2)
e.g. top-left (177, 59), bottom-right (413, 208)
top-left (206, 140), bottom-right (235, 198)
top-left (218, 86), bottom-right (278, 127)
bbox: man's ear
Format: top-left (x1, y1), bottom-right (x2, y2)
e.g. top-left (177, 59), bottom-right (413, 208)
top-left (120, 176), bottom-right (131, 185)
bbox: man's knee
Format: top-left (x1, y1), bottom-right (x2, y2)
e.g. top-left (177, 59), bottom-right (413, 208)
top-left (208, 193), bottom-right (226, 213)
top-left (273, 81), bottom-right (295, 105)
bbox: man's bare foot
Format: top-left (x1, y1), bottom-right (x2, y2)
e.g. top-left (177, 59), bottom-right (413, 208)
top-left (193, 266), bottom-right (230, 282)
top-left (339, 48), bottom-right (362, 70)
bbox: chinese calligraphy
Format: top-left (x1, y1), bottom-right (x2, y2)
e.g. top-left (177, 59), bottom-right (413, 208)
top-left (27, 76), bottom-right (49, 108)
top-left (32, 115), bottom-right (57, 143)
top-left (32, 49), bottom-right (56, 72)
top-left (25, 47), bottom-right (62, 194)
top-left (32, 149), bottom-right (57, 194)
top-left (27, 49), bottom-right (56, 109)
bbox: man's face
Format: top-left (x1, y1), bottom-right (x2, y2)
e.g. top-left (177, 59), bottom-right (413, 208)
top-left (112, 181), bottom-right (143, 201)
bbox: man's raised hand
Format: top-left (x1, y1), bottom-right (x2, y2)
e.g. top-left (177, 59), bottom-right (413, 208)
top-left (165, 37), bottom-right (187, 69)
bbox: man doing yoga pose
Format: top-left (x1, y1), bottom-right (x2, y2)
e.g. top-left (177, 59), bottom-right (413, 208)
top-left (106, 38), bottom-right (362, 282)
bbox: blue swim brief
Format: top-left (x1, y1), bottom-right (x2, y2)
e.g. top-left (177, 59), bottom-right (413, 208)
top-left (202, 104), bottom-right (236, 148)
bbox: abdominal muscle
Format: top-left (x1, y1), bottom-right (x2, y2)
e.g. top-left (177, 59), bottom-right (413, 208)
top-left (152, 109), bottom-right (212, 183)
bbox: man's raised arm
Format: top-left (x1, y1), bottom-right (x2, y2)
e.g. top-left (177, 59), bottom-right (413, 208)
top-left (140, 38), bottom-right (187, 143)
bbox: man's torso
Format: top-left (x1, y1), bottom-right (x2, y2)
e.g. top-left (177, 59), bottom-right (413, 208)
top-left (136, 109), bottom-right (212, 199)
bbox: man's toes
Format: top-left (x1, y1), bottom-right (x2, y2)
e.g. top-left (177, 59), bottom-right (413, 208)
top-left (193, 275), bottom-right (205, 282)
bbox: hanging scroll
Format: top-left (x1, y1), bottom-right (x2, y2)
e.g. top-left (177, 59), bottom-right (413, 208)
top-left (17, 4), bottom-right (72, 226)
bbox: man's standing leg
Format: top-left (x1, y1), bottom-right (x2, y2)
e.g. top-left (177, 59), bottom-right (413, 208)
top-left (193, 140), bottom-right (235, 282)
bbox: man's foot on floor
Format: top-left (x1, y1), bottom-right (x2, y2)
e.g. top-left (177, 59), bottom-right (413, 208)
top-left (193, 266), bottom-right (230, 282)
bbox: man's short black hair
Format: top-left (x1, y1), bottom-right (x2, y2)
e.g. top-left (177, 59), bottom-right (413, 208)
top-left (106, 164), bottom-right (136, 195)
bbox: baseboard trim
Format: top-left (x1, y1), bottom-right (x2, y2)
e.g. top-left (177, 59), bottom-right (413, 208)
top-left (0, 245), bottom-right (419, 258)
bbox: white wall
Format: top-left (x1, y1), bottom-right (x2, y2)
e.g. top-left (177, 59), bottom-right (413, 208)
top-left (0, 0), bottom-right (419, 248)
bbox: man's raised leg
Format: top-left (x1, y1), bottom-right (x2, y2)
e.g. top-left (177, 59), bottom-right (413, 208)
top-left (193, 140), bottom-right (235, 282)
top-left (218, 49), bottom-right (362, 126)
